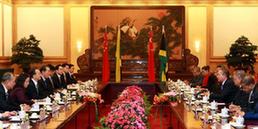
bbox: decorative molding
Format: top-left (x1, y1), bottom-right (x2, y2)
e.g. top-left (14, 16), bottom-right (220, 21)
top-left (185, 6), bottom-right (188, 48)
top-left (0, 0), bottom-right (12, 5)
top-left (12, 5), bottom-right (69, 58)
top-left (0, 56), bottom-right (68, 64)
top-left (208, 5), bottom-right (258, 63)
top-left (1, 3), bottom-right (4, 56)
top-left (12, 0), bottom-right (258, 5)
top-left (12, 4), bottom-right (16, 46)
top-left (64, 5), bottom-right (71, 63)
top-left (12, 0), bottom-right (90, 5)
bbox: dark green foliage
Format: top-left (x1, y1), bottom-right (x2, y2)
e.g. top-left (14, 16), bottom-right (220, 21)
top-left (11, 35), bottom-right (44, 72)
top-left (225, 36), bottom-right (257, 74)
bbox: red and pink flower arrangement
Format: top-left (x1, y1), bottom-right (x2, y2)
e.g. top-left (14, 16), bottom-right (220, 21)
top-left (81, 92), bottom-right (104, 104)
top-left (153, 91), bottom-right (178, 106)
top-left (100, 85), bottom-right (148, 129)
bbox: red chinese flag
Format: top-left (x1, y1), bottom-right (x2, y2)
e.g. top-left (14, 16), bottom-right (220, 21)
top-left (148, 30), bottom-right (156, 82)
top-left (102, 32), bottom-right (110, 84)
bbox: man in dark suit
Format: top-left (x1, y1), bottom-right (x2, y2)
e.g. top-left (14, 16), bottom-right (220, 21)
top-left (209, 68), bottom-right (239, 104)
top-left (235, 75), bottom-right (258, 119)
top-left (229, 70), bottom-right (249, 112)
top-left (0, 72), bottom-right (20, 111)
top-left (66, 64), bottom-right (77, 85)
top-left (62, 63), bottom-right (69, 84)
top-left (26, 69), bottom-right (47, 99)
top-left (189, 66), bottom-right (203, 87)
top-left (40, 65), bottom-right (54, 96)
top-left (47, 64), bottom-right (56, 89)
top-left (52, 64), bottom-right (66, 89)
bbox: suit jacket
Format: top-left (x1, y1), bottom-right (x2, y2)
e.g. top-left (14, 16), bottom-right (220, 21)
top-left (52, 73), bottom-right (67, 89)
top-left (207, 73), bottom-right (220, 94)
top-left (245, 87), bottom-right (258, 112)
top-left (38, 78), bottom-right (50, 98)
top-left (190, 75), bottom-right (203, 87)
top-left (244, 87), bottom-right (258, 120)
top-left (9, 87), bottom-right (34, 106)
top-left (210, 79), bottom-right (238, 104)
top-left (26, 80), bottom-right (46, 99)
top-left (46, 77), bottom-right (55, 95)
top-left (65, 72), bottom-right (77, 85)
top-left (0, 84), bottom-right (20, 112)
top-left (232, 88), bottom-right (249, 110)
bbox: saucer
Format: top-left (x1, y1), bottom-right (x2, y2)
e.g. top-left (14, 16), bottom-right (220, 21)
top-left (29, 115), bottom-right (40, 120)
top-left (200, 100), bottom-right (209, 103)
top-left (37, 102), bottom-right (52, 105)
top-left (185, 101), bottom-right (194, 105)
top-left (208, 106), bottom-right (218, 110)
top-left (200, 115), bottom-right (213, 120)
top-left (58, 101), bottom-right (65, 105)
top-left (195, 108), bottom-right (203, 112)
top-left (218, 113), bottom-right (230, 118)
top-left (9, 116), bottom-right (21, 122)
top-left (230, 122), bottom-right (245, 128)
top-left (30, 108), bottom-right (40, 112)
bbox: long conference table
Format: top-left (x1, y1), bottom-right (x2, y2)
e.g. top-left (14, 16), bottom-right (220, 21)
top-left (31, 102), bottom-right (91, 129)
top-left (170, 102), bottom-right (203, 129)
top-left (3, 82), bottom-right (256, 129)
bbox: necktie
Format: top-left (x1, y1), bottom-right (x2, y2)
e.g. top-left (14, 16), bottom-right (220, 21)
top-left (5, 92), bottom-right (8, 100)
top-left (49, 78), bottom-right (54, 88)
top-left (58, 76), bottom-right (61, 84)
top-left (44, 80), bottom-right (48, 87)
top-left (35, 83), bottom-right (39, 95)
top-left (248, 90), bottom-right (254, 103)
top-left (64, 74), bottom-right (67, 83)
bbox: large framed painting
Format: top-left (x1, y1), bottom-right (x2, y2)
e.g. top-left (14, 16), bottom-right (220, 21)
top-left (90, 6), bottom-right (185, 60)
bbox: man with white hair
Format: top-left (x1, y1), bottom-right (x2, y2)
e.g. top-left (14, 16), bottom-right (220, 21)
top-left (209, 68), bottom-right (238, 104)
top-left (0, 72), bottom-right (20, 111)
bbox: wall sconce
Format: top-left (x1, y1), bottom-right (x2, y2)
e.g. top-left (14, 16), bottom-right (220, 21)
top-left (194, 40), bottom-right (200, 53)
top-left (77, 40), bottom-right (82, 52)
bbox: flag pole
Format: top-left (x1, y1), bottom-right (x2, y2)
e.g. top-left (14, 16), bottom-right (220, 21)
top-left (102, 25), bottom-right (110, 84)
top-left (105, 25), bottom-right (107, 33)
top-left (162, 25), bottom-right (165, 34)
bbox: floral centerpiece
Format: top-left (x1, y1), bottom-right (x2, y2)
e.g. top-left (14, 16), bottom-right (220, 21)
top-left (80, 92), bottom-right (104, 104)
top-left (68, 78), bottom-right (98, 92)
top-left (99, 86), bottom-right (148, 129)
top-left (153, 91), bottom-right (178, 107)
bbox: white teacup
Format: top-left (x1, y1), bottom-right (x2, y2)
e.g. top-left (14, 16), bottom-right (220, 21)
top-left (46, 97), bottom-right (51, 103)
top-left (203, 96), bottom-right (209, 102)
top-left (55, 93), bottom-right (61, 99)
top-left (210, 101), bottom-right (217, 109)
top-left (31, 113), bottom-right (38, 117)
top-left (10, 123), bottom-right (19, 129)
top-left (236, 116), bottom-right (244, 125)
top-left (32, 103), bottom-right (39, 110)
top-left (72, 91), bottom-right (76, 95)
top-left (46, 105), bottom-right (52, 111)
top-left (221, 107), bottom-right (229, 115)
top-left (18, 111), bottom-right (26, 119)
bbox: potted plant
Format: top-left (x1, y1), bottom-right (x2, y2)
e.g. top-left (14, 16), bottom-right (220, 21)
top-left (11, 35), bottom-right (44, 73)
top-left (225, 36), bottom-right (257, 74)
